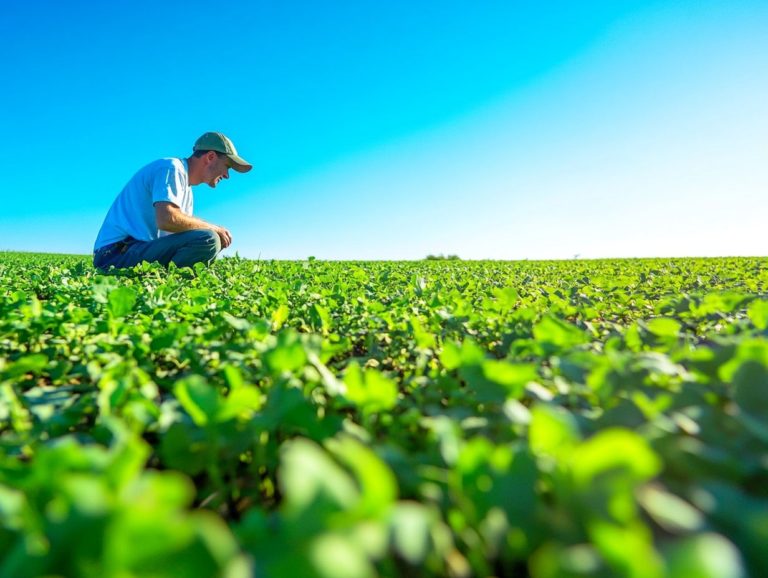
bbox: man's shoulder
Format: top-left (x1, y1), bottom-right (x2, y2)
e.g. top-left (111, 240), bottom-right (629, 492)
top-left (142, 157), bottom-right (185, 173)
top-left (124, 157), bottom-right (187, 185)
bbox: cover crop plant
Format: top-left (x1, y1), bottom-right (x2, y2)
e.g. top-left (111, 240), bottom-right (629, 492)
top-left (1, 252), bottom-right (767, 577)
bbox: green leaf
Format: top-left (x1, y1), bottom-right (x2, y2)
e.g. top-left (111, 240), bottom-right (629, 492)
top-left (311, 303), bottom-right (332, 333)
top-left (326, 436), bottom-right (397, 517)
top-left (719, 339), bottom-right (768, 382)
top-left (343, 363), bottom-right (398, 415)
top-left (732, 360), bottom-right (768, 419)
top-left (481, 360), bottom-right (537, 399)
top-left (264, 331), bottom-right (308, 374)
top-left (492, 286), bottom-right (519, 312)
top-left (571, 428), bottom-right (660, 489)
top-left (222, 313), bottom-right (250, 331)
top-left (159, 423), bottom-right (209, 475)
top-left (529, 404), bottom-right (581, 461)
top-left (637, 485), bottom-right (703, 533)
top-left (389, 503), bottom-right (433, 564)
top-left (107, 286), bottom-right (137, 317)
top-left (174, 376), bottom-right (221, 426)
top-left (410, 317), bottom-right (436, 349)
top-left (222, 365), bottom-right (245, 390)
top-left (589, 520), bottom-right (663, 578)
top-left (219, 385), bottom-right (264, 421)
top-left (271, 304), bottom-right (290, 330)
top-left (570, 429), bottom-right (661, 526)
top-left (440, 339), bottom-right (485, 370)
top-left (279, 438), bottom-right (358, 517)
top-left (533, 316), bottom-right (588, 350)
top-left (529, 543), bottom-right (607, 578)
top-left (440, 341), bottom-right (462, 370)
top-left (693, 291), bottom-right (749, 316)
top-left (645, 317), bottom-right (682, 338)
top-left (666, 534), bottom-right (745, 578)
top-left (309, 533), bottom-right (374, 578)
top-left (4, 353), bottom-right (48, 379)
top-left (748, 299), bottom-right (768, 330)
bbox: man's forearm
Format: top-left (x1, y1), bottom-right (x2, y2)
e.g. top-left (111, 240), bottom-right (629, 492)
top-left (158, 211), bottom-right (218, 234)
top-left (155, 204), bottom-right (232, 248)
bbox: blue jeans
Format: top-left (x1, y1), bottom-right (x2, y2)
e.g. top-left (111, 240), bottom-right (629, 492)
top-left (93, 230), bottom-right (221, 270)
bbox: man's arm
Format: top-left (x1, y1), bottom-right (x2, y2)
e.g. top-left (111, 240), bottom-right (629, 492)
top-left (154, 202), bottom-right (232, 248)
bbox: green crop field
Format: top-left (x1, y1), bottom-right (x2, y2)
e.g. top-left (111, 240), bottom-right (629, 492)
top-left (1, 252), bottom-right (767, 578)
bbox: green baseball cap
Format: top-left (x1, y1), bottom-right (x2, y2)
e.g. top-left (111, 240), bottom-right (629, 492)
top-left (193, 132), bottom-right (252, 173)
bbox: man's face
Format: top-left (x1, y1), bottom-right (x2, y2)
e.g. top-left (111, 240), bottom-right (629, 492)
top-left (204, 152), bottom-right (231, 188)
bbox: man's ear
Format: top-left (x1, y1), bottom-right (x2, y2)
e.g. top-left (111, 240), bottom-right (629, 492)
top-left (207, 151), bottom-right (218, 163)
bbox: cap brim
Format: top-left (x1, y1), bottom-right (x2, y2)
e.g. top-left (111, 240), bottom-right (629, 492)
top-left (227, 153), bottom-right (252, 173)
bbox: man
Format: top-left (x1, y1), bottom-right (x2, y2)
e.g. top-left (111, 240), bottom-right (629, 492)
top-left (93, 132), bottom-right (252, 270)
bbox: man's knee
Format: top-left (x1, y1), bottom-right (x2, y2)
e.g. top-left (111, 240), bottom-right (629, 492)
top-left (167, 229), bottom-right (223, 268)
top-left (182, 229), bottom-right (221, 263)
top-left (193, 229), bottom-right (221, 255)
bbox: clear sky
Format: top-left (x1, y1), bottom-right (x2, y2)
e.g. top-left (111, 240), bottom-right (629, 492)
top-left (2, 0), bottom-right (767, 260)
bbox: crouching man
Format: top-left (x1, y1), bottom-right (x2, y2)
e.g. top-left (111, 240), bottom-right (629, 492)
top-left (93, 132), bottom-right (251, 270)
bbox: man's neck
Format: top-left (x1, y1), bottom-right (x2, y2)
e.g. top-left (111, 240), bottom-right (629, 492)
top-left (186, 156), bottom-right (203, 186)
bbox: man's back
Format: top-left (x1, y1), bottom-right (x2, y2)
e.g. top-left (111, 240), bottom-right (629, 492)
top-left (93, 157), bottom-right (192, 251)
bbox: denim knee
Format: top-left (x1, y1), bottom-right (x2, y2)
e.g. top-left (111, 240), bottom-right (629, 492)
top-left (191, 229), bottom-right (221, 259)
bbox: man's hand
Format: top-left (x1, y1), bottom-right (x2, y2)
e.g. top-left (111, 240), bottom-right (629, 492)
top-left (215, 226), bottom-right (232, 249)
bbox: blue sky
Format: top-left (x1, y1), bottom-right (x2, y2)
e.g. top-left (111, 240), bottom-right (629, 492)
top-left (2, 0), bottom-right (766, 259)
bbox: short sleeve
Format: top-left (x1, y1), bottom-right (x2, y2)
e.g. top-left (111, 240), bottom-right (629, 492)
top-left (151, 161), bottom-right (187, 208)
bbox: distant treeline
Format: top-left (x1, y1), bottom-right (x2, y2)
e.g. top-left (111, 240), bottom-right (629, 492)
top-left (425, 254), bottom-right (461, 261)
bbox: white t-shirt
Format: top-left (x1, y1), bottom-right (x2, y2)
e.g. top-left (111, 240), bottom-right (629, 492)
top-left (93, 158), bottom-right (193, 251)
